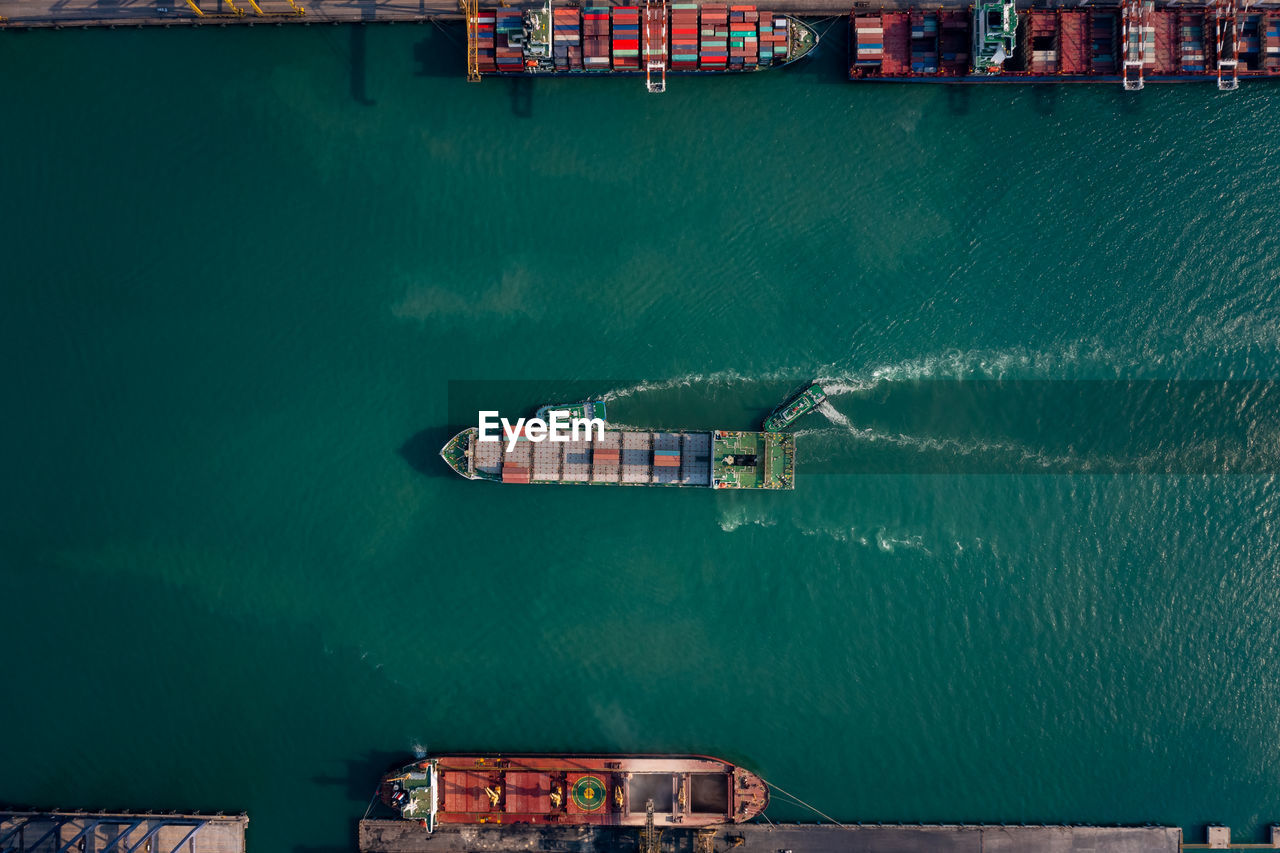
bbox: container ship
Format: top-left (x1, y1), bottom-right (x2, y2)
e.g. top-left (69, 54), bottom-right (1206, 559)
top-left (468, 1), bottom-right (819, 90)
top-left (440, 401), bottom-right (795, 489)
top-left (848, 0), bottom-right (1280, 88)
top-left (380, 754), bottom-right (769, 830)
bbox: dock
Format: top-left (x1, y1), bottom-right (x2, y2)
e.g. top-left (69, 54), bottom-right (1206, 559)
top-left (357, 820), bottom-right (1184, 853)
top-left (0, 811), bottom-right (247, 853)
top-left (0, 0), bottom-right (1178, 32)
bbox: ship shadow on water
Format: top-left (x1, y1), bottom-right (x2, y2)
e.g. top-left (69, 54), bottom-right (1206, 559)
top-left (413, 27), bottom-right (466, 78)
top-left (399, 426), bottom-right (460, 478)
top-left (350, 25), bottom-right (376, 106)
top-left (300, 750), bottom-right (407, 853)
top-left (508, 76), bottom-right (534, 118)
top-left (1029, 83), bottom-right (1059, 116)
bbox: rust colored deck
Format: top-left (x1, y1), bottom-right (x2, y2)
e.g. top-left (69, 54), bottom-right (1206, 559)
top-left (386, 755), bottom-right (768, 829)
top-left (882, 12), bottom-right (911, 74)
top-left (1059, 10), bottom-right (1089, 74)
top-left (1153, 9), bottom-right (1178, 74)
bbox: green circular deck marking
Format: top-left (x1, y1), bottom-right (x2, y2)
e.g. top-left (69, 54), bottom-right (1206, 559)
top-left (571, 776), bottom-right (606, 811)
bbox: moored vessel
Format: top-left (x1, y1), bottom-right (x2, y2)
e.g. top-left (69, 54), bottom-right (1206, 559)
top-left (470, 1), bottom-right (818, 90)
top-left (848, 0), bottom-right (1280, 88)
top-left (380, 754), bottom-right (769, 829)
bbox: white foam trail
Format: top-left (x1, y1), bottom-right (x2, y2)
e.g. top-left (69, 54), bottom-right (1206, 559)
top-left (817, 399), bottom-right (852, 428)
top-left (818, 341), bottom-right (1128, 395)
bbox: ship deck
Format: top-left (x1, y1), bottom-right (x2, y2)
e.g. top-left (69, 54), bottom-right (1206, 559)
top-left (450, 428), bottom-right (795, 489)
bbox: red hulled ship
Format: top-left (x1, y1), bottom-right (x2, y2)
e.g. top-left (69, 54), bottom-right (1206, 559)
top-left (379, 754), bottom-right (769, 830)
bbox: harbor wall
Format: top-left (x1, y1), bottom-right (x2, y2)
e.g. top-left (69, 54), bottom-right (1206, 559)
top-left (357, 820), bottom-right (1186, 853)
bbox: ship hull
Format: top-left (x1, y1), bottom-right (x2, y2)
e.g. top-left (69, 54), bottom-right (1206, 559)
top-left (440, 426), bottom-right (795, 489)
top-left (478, 6), bottom-right (818, 78)
top-left (848, 5), bottom-right (1280, 84)
top-left (381, 754), bottom-right (769, 828)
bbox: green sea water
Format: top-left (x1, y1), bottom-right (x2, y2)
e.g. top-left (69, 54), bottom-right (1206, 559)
top-left (3, 20), bottom-right (1280, 852)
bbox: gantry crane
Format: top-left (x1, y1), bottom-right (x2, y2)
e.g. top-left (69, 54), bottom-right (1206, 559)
top-left (463, 0), bottom-right (481, 81)
top-left (1214, 0), bottom-right (1239, 89)
top-left (1121, 0), bottom-right (1153, 89)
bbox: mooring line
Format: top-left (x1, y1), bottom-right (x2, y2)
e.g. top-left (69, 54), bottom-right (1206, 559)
top-left (758, 775), bottom-right (848, 828)
top-left (362, 790), bottom-right (380, 820)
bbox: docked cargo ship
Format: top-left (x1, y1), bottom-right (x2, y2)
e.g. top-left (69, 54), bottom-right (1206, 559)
top-left (440, 418), bottom-right (795, 489)
top-left (848, 0), bottom-right (1279, 88)
top-left (380, 754), bottom-right (769, 829)
top-left (468, 1), bottom-right (819, 90)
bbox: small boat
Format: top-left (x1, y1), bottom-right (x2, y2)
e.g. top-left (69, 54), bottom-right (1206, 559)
top-left (379, 753), bottom-right (770, 829)
top-left (535, 399), bottom-right (608, 423)
top-left (763, 384), bottom-right (827, 431)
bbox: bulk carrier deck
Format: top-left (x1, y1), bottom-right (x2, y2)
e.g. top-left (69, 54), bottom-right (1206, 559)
top-left (441, 427), bottom-right (795, 489)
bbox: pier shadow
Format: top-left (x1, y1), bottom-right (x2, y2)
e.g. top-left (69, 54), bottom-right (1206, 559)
top-left (412, 20), bottom-right (473, 78)
top-left (1029, 83), bottom-right (1059, 115)
top-left (413, 32), bottom-right (461, 77)
top-left (944, 84), bottom-right (971, 115)
top-left (349, 24), bottom-right (376, 105)
top-left (399, 425), bottom-right (459, 478)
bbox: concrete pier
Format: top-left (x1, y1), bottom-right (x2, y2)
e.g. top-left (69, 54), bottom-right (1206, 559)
top-left (0, 811), bottom-right (247, 853)
top-left (3, 0), bottom-right (1211, 32)
top-left (357, 821), bottom-right (1181, 853)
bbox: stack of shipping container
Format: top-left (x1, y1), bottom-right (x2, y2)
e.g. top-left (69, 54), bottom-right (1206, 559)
top-left (612, 6), bottom-right (641, 70)
top-left (553, 7), bottom-right (583, 70)
top-left (1267, 12), bottom-right (1280, 72)
top-left (500, 462), bottom-right (531, 484)
top-left (756, 11), bottom-right (778, 64)
top-left (1236, 12), bottom-right (1261, 69)
top-left (910, 11), bottom-right (940, 73)
top-left (701, 4), bottom-right (729, 70)
top-left (854, 13), bottom-right (884, 70)
top-left (495, 8), bottom-right (524, 72)
top-left (671, 4), bottom-right (700, 70)
top-left (880, 11), bottom-right (909, 73)
top-left (729, 6), bottom-right (759, 69)
top-left (937, 10), bottom-right (967, 72)
top-left (476, 7), bottom-right (497, 73)
top-left (583, 5), bottom-right (610, 70)
top-left (1179, 12), bottom-right (1205, 72)
top-left (1090, 9), bottom-right (1116, 72)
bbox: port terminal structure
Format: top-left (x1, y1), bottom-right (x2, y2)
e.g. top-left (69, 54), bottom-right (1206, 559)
top-left (358, 821), bottom-right (1280, 853)
top-left (0, 811), bottom-right (247, 853)
top-left (2, 0), bottom-right (1262, 31)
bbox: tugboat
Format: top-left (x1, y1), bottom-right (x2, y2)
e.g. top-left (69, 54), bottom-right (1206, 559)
top-left (380, 753), bottom-right (770, 829)
top-left (763, 384), bottom-right (827, 431)
top-left (534, 399), bottom-right (608, 422)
